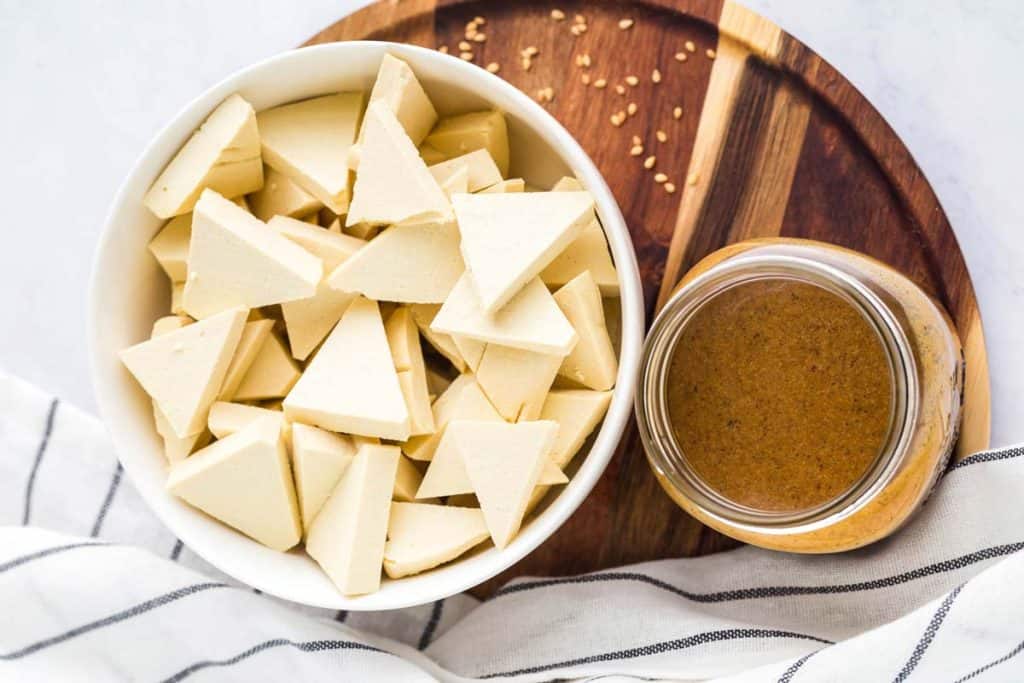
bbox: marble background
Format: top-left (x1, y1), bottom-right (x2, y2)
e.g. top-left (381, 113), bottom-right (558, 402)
top-left (2, 1), bottom-right (1021, 446)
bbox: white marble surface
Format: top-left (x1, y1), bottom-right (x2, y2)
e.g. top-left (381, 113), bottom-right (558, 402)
top-left (2, 1), bottom-right (1021, 446)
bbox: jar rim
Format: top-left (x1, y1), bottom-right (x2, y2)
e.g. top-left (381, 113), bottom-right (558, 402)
top-left (636, 251), bottom-right (921, 535)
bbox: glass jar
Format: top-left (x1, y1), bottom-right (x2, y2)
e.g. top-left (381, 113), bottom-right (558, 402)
top-left (637, 238), bottom-right (964, 553)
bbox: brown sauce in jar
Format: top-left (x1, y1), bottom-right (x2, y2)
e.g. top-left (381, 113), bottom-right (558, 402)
top-left (666, 278), bottom-right (894, 513)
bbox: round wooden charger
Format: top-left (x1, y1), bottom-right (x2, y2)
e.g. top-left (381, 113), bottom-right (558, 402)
top-left (304, 0), bottom-right (991, 598)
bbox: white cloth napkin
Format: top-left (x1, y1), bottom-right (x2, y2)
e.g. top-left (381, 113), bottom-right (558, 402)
top-left (2, 368), bottom-right (1024, 682)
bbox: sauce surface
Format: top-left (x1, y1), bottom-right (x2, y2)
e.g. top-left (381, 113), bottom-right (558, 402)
top-left (667, 278), bottom-right (894, 512)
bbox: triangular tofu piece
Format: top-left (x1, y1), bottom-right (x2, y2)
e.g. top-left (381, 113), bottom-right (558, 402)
top-left (247, 165), bottom-right (323, 222)
top-left (291, 423), bottom-right (357, 532)
top-left (540, 390), bottom-right (613, 467)
top-left (148, 214), bottom-right (192, 281)
top-left (453, 191), bottom-right (594, 313)
top-left (271, 216), bottom-right (364, 360)
top-left (170, 281), bottom-right (186, 315)
top-left (454, 420), bottom-right (558, 548)
top-left (120, 307), bottom-right (247, 438)
top-left (424, 110), bottom-right (510, 176)
top-left (346, 101), bottom-right (451, 227)
top-left (551, 176), bottom-right (583, 191)
top-left (284, 297), bottom-right (410, 440)
top-left (402, 375), bottom-right (501, 461)
top-left (451, 334), bottom-right (485, 373)
top-left (553, 271), bottom-right (618, 391)
top-left (306, 444), bottom-right (400, 595)
top-left (417, 422), bottom-right (567, 498)
top-left (257, 93), bottom-right (364, 214)
top-left (393, 454), bottom-right (426, 503)
top-left (366, 54), bottom-right (438, 146)
top-left (385, 308), bottom-right (435, 436)
top-left (409, 305), bottom-right (467, 372)
top-left (438, 165), bottom-right (469, 198)
top-left (432, 275), bottom-right (577, 355)
top-left (218, 319), bottom-right (274, 399)
top-left (476, 345), bottom-right (562, 421)
top-left (182, 190), bottom-right (321, 319)
top-left (233, 332), bottom-right (301, 401)
top-left (384, 503), bottom-right (489, 578)
top-left (151, 315), bottom-right (192, 337)
top-left (541, 221), bottom-right (619, 296)
top-left (328, 220), bottom-right (464, 304)
top-left (429, 149), bottom-right (503, 193)
top-left (479, 178), bottom-right (525, 194)
top-left (143, 94), bottom-right (263, 219)
top-left (166, 417), bottom-right (301, 551)
top-left (153, 403), bottom-right (210, 464)
top-left (208, 401), bottom-right (288, 439)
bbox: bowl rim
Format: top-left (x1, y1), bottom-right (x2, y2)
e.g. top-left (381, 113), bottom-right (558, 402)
top-left (87, 40), bottom-right (645, 610)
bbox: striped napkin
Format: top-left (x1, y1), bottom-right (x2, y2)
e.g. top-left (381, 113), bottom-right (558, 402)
top-left (3, 367), bottom-right (1024, 682)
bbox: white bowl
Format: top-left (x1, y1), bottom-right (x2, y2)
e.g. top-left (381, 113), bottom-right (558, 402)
top-left (88, 41), bottom-right (644, 611)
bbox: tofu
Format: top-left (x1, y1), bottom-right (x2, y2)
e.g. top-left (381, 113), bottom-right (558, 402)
top-left (432, 276), bottom-right (576, 355)
top-left (451, 420), bottom-right (558, 548)
top-left (538, 389), bottom-right (612, 467)
top-left (143, 94), bottom-right (263, 219)
top-left (384, 308), bottom-right (435, 436)
top-left (453, 191), bottom-right (594, 313)
top-left (167, 417), bottom-right (301, 551)
top-left (402, 374), bottom-right (501, 461)
top-left (450, 335), bottom-right (485, 373)
top-left (218, 319), bottom-right (274, 399)
top-left (366, 54), bottom-right (438, 146)
top-left (479, 178), bottom-right (525, 194)
top-left (428, 149), bottom-right (503, 193)
top-left (247, 165), bottom-right (323, 222)
top-left (393, 454), bottom-right (426, 503)
top-left (551, 176), bottom-right (583, 192)
top-left (182, 190), bottom-right (321, 319)
top-left (291, 423), bottom-right (356, 532)
top-left (170, 281), bottom-right (186, 315)
top-left (418, 142), bottom-right (448, 165)
top-left (438, 165), bottom-right (469, 198)
top-left (425, 366), bottom-right (453, 397)
top-left (475, 344), bottom-right (562, 421)
top-left (233, 332), bottom-right (301, 401)
top-left (424, 110), bottom-right (510, 176)
top-left (383, 503), bottom-right (489, 579)
top-left (257, 93), bottom-right (364, 214)
top-left (151, 315), bottom-right (192, 337)
top-left (271, 216), bottom-right (364, 360)
top-left (208, 401), bottom-right (288, 440)
top-left (153, 403), bottom-right (210, 464)
top-left (541, 221), bottom-right (619, 296)
top-left (417, 422), bottom-right (566, 498)
top-left (120, 307), bottom-right (247, 438)
top-left (148, 214), bottom-right (192, 281)
top-left (346, 101), bottom-right (451, 227)
top-left (343, 222), bottom-right (381, 241)
top-left (409, 304), bottom-right (468, 372)
top-left (552, 271), bottom-right (618, 391)
top-left (328, 220), bottom-right (464, 304)
top-left (305, 444), bottom-right (399, 595)
top-left (284, 297), bottom-right (410, 440)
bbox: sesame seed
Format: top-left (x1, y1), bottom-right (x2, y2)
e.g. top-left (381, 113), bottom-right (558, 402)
top-left (673, 106), bottom-right (683, 119)
top-left (570, 25), bottom-right (583, 36)
top-left (685, 40), bottom-right (696, 52)
top-left (521, 57), bottom-right (532, 71)
top-left (625, 75), bottom-right (639, 86)
top-left (610, 112), bottom-right (626, 127)
top-left (575, 14), bottom-right (585, 23)
top-left (631, 135), bottom-right (642, 145)
top-left (522, 46), bottom-right (539, 57)
top-left (459, 40), bottom-right (472, 51)
top-left (618, 18), bottom-right (634, 29)
top-left (615, 84), bottom-right (626, 95)
top-left (460, 52), bottom-right (474, 61)
top-left (665, 182), bottom-right (677, 194)
top-left (627, 102), bottom-right (638, 116)
top-left (593, 78), bottom-right (607, 89)
top-left (438, 45), bottom-right (449, 54)
top-left (581, 73), bottom-right (591, 85)
top-left (575, 53), bottom-right (591, 68)
top-left (551, 9), bottom-right (565, 20)
top-left (474, 16), bottom-right (486, 24)
top-left (687, 172), bottom-right (699, 186)
top-left (486, 62), bottom-right (500, 73)
top-left (674, 51), bottom-right (687, 62)
top-left (630, 145), bottom-right (643, 156)
top-left (644, 156), bottom-right (656, 169)
top-left (574, 23), bottom-right (587, 33)
top-left (652, 68), bottom-right (662, 83)
top-left (656, 130), bottom-right (667, 142)
top-left (654, 172), bottom-right (668, 183)
top-left (473, 33), bottom-right (486, 42)
top-left (706, 48), bottom-right (717, 59)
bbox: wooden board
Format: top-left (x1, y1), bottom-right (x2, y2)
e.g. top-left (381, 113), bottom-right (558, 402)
top-left (305, 0), bottom-right (991, 597)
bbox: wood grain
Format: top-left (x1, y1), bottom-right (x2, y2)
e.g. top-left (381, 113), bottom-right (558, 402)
top-left (304, 0), bottom-right (990, 597)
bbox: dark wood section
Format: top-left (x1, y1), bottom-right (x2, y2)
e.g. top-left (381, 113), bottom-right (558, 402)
top-left (304, 0), bottom-right (990, 598)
